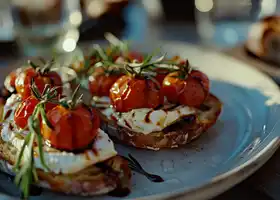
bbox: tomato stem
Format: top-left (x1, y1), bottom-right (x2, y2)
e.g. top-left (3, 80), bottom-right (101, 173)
top-left (27, 58), bottom-right (56, 76)
top-left (39, 58), bottom-right (55, 75)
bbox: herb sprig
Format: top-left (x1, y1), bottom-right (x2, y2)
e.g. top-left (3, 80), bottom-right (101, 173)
top-left (85, 34), bottom-right (185, 80)
top-left (86, 44), bottom-right (125, 76)
top-left (13, 83), bottom-right (58, 199)
top-left (124, 50), bottom-right (165, 76)
top-left (27, 58), bottom-right (56, 76)
top-left (170, 59), bottom-right (193, 80)
top-left (59, 84), bottom-right (83, 110)
top-left (104, 32), bottom-right (129, 56)
top-left (84, 33), bottom-right (133, 76)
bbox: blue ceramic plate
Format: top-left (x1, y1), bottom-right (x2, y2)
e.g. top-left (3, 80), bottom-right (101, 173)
top-left (1, 42), bottom-right (280, 200)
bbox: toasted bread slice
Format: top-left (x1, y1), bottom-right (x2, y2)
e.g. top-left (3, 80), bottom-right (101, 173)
top-left (100, 94), bottom-right (222, 150)
top-left (0, 137), bottom-right (131, 196)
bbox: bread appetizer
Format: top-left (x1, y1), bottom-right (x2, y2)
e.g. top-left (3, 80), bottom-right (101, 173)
top-left (92, 53), bottom-right (222, 150)
top-left (0, 61), bottom-right (131, 198)
top-left (246, 15), bottom-right (280, 65)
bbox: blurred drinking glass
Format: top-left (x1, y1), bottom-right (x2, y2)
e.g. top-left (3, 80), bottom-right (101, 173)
top-left (11, 0), bottom-right (82, 56)
top-left (195, 0), bottom-right (278, 49)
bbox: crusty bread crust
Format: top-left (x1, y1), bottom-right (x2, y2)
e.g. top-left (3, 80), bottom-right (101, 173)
top-left (0, 138), bottom-right (131, 196)
top-left (100, 94), bottom-right (222, 150)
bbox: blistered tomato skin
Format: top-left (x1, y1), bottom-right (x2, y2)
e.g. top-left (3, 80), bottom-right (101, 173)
top-left (88, 68), bottom-right (122, 97)
top-left (41, 105), bottom-right (100, 151)
top-left (45, 71), bottom-right (63, 95)
top-left (14, 96), bottom-right (56, 129)
top-left (162, 70), bottom-right (210, 107)
top-left (15, 67), bottom-right (62, 100)
top-left (15, 68), bottom-right (45, 100)
top-left (110, 75), bottom-right (164, 112)
top-left (155, 68), bottom-right (170, 85)
top-left (14, 96), bottom-right (39, 129)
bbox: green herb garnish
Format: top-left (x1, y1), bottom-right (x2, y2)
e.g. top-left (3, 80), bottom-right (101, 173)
top-left (104, 32), bottom-right (129, 55)
top-left (27, 58), bottom-right (56, 76)
top-left (61, 84), bottom-right (83, 110)
top-left (86, 44), bottom-right (125, 76)
top-left (170, 59), bottom-right (194, 80)
top-left (13, 82), bottom-right (58, 199)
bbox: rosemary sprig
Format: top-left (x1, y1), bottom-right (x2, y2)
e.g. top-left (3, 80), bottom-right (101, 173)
top-left (123, 154), bottom-right (164, 183)
top-left (58, 84), bottom-right (83, 110)
top-left (117, 51), bottom-right (167, 90)
top-left (93, 44), bottom-right (110, 61)
top-left (27, 58), bottom-right (56, 75)
top-left (87, 34), bottom-right (192, 84)
top-left (13, 82), bottom-right (58, 199)
top-left (84, 33), bottom-right (131, 76)
top-left (104, 32), bottom-right (129, 55)
top-left (170, 59), bottom-right (193, 80)
top-left (86, 44), bottom-right (125, 76)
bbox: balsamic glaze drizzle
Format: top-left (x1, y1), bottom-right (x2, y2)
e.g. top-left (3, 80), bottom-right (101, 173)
top-left (144, 110), bottom-right (153, 123)
top-left (122, 154), bottom-right (164, 183)
top-left (4, 110), bottom-right (12, 120)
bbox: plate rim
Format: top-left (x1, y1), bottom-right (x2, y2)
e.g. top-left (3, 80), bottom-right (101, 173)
top-left (2, 41), bottom-right (280, 200)
top-left (135, 138), bottom-right (280, 200)
top-left (128, 41), bottom-right (280, 200)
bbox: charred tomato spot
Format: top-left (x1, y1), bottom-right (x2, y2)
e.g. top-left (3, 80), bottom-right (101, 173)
top-left (124, 120), bottom-right (131, 129)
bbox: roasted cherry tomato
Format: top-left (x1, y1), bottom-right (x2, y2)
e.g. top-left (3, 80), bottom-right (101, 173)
top-left (41, 104), bottom-right (100, 151)
top-left (15, 67), bottom-right (45, 100)
top-left (15, 67), bottom-right (62, 100)
top-left (127, 51), bottom-right (144, 62)
top-left (110, 75), bottom-right (164, 112)
top-left (14, 96), bottom-right (56, 129)
top-left (162, 70), bottom-right (210, 107)
top-left (154, 58), bottom-right (187, 86)
top-left (155, 68), bottom-right (170, 85)
top-left (88, 68), bottom-right (123, 97)
top-left (165, 55), bottom-right (186, 66)
top-left (44, 71), bottom-right (63, 95)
